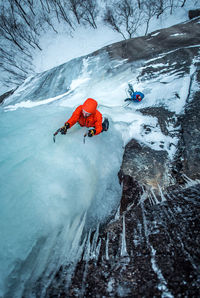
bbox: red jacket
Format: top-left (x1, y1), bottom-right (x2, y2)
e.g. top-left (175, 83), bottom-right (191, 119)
top-left (66, 98), bottom-right (103, 135)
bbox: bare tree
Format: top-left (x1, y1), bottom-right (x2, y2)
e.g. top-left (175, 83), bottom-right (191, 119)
top-left (168, 0), bottom-right (174, 14)
top-left (142, 0), bottom-right (159, 35)
top-left (0, 7), bottom-right (41, 51)
top-left (39, 0), bottom-right (51, 13)
top-left (40, 10), bottom-right (58, 33)
top-left (0, 14), bottom-right (24, 51)
top-left (155, 0), bottom-right (166, 18)
top-left (104, 8), bottom-right (127, 39)
top-left (80, 0), bottom-right (98, 29)
top-left (165, 0), bottom-right (190, 14)
top-left (68, 0), bottom-right (83, 24)
top-left (136, 0), bottom-right (142, 9)
top-left (104, 0), bottom-right (143, 39)
top-left (46, 0), bottom-right (75, 29)
top-left (0, 43), bottom-right (34, 87)
top-left (180, 0), bottom-right (187, 7)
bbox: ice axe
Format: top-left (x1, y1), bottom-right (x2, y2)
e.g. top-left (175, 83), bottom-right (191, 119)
top-left (53, 128), bottom-right (62, 143)
top-left (83, 132), bottom-right (87, 144)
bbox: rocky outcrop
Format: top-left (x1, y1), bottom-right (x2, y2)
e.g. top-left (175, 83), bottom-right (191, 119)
top-left (118, 106), bottom-right (177, 204)
top-left (94, 18), bottom-right (200, 63)
top-left (170, 65), bottom-right (200, 184)
top-left (64, 184), bottom-right (200, 298)
top-left (118, 139), bottom-right (169, 208)
top-left (46, 180), bottom-right (200, 297)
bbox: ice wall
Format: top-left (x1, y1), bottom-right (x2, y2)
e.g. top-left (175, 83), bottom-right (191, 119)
top-left (0, 102), bottom-right (123, 297)
top-left (1, 44), bottom-right (198, 296)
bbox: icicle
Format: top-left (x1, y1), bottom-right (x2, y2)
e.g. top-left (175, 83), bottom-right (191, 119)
top-left (106, 232), bottom-right (109, 260)
top-left (137, 189), bottom-right (149, 206)
top-left (69, 212), bottom-right (87, 260)
top-left (182, 174), bottom-right (193, 185)
top-left (148, 193), bottom-right (154, 206)
top-left (121, 214), bottom-right (128, 257)
top-left (151, 189), bottom-right (160, 204)
top-left (182, 174), bottom-right (200, 188)
top-left (62, 213), bottom-right (89, 293)
top-left (95, 239), bottom-right (102, 261)
top-left (165, 192), bottom-right (174, 202)
top-left (114, 205), bottom-right (120, 220)
top-left (140, 202), bottom-right (149, 246)
top-left (90, 224), bottom-right (100, 259)
top-left (158, 184), bottom-right (167, 202)
top-left (127, 202), bottom-right (135, 211)
top-left (83, 229), bottom-right (92, 261)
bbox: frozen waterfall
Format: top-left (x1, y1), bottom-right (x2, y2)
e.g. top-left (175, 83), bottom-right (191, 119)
top-left (0, 48), bottom-right (196, 296)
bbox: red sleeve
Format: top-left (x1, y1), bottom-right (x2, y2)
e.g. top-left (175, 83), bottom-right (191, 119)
top-left (66, 105), bottom-right (82, 128)
top-left (94, 110), bottom-right (103, 135)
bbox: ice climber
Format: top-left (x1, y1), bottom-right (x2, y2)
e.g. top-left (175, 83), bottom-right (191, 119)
top-left (124, 83), bottom-right (144, 102)
top-left (60, 98), bottom-right (109, 137)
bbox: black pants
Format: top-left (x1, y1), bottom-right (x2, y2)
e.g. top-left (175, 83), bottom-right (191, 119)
top-left (102, 118), bottom-right (109, 132)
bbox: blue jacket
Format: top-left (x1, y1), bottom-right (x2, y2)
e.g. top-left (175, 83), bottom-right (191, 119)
top-left (131, 92), bottom-right (144, 102)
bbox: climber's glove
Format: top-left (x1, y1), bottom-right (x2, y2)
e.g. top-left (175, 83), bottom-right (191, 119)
top-left (60, 122), bottom-right (70, 135)
top-left (88, 129), bottom-right (96, 137)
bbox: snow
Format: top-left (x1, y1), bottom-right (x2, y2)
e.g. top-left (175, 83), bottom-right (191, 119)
top-left (32, 1), bottom-right (197, 74)
top-left (4, 91), bottom-right (69, 111)
top-left (150, 32), bottom-right (160, 37)
top-left (32, 25), bottom-right (122, 73)
top-left (170, 33), bottom-right (186, 36)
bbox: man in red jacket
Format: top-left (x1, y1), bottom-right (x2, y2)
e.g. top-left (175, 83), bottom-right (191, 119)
top-left (60, 98), bottom-right (109, 137)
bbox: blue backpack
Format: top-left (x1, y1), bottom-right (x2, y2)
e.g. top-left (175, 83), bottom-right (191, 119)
top-left (131, 91), bottom-right (144, 102)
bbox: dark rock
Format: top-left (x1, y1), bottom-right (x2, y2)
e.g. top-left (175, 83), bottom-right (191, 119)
top-left (172, 73), bottom-right (200, 182)
top-left (189, 9), bottom-right (200, 20)
top-left (119, 138), bottom-right (170, 194)
top-left (0, 88), bottom-right (16, 104)
top-left (118, 174), bottom-right (142, 213)
top-left (46, 184), bottom-right (200, 297)
top-left (93, 18), bottom-right (200, 63)
top-left (139, 107), bottom-right (176, 137)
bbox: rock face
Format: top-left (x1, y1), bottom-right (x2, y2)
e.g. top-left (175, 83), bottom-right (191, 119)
top-left (41, 19), bottom-right (200, 297)
top-left (172, 89), bottom-right (200, 182)
top-left (64, 184), bottom-right (200, 298)
top-left (94, 18), bottom-right (200, 63)
top-left (119, 139), bottom-right (170, 204)
top-left (118, 107), bottom-right (176, 198)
